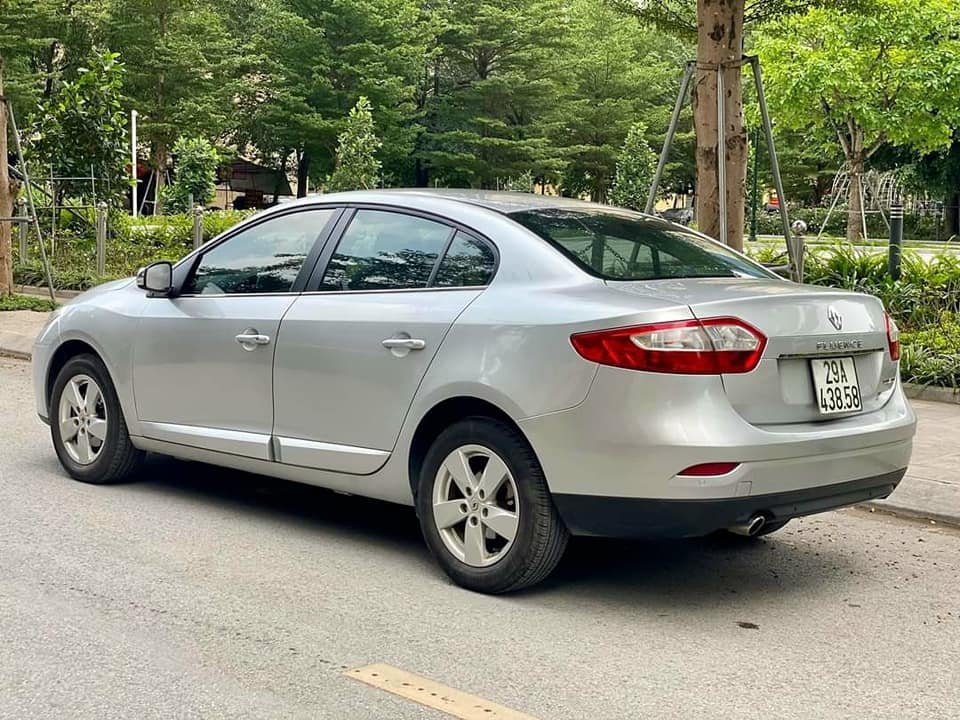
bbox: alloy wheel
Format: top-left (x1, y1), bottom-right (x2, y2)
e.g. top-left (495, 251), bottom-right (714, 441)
top-left (58, 374), bottom-right (108, 465)
top-left (432, 444), bottom-right (520, 568)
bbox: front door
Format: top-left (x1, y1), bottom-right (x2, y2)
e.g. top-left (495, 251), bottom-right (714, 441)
top-left (132, 207), bottom-right (339, 459)
top-left (272, 209), bottom-right (497, 473)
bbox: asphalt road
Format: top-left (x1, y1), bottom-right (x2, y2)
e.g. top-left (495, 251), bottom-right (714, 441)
top-left (1, 357), bottom-right (958, 720)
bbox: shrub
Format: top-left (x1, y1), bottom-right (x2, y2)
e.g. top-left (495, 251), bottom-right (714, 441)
top-left (901, 316), bottom-right (960, 388)
top-left (0, 294), bottom-right (58, 312)
top-left (750, 206), bottom-right (946, 242)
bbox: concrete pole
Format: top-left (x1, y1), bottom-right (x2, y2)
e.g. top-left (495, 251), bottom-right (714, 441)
top-left (95, 201), bottom-right (107, 276)
top-left (192, 205), bottom-right (204, 249)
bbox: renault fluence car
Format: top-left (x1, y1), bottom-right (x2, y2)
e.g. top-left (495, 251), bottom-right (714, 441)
top-left (33, 190), bottom-right (916, 593)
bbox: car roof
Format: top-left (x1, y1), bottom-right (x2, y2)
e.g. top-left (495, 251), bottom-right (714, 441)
top-left (271, 188), bottom-right (613, 215)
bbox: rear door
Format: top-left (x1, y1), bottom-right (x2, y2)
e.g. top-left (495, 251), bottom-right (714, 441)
top-left (271, 208), bottom-right (496, 473)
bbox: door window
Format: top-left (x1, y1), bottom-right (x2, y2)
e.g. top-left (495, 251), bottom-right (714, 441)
top-left (184, 209), bottom-right (336, 295)
top-left (319, 210), bottom-right (452, 291)
top-left (433, 232), bottom-right (496, 287)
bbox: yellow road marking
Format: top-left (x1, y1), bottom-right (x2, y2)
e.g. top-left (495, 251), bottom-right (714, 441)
top-left (345, 663), bottom-right (541, 720)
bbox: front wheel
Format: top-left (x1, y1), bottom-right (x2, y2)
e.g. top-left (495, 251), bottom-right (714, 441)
top-left (50, 354), bottom-right (144, 484)
top-left (416, 417), bottom-right (569, 594)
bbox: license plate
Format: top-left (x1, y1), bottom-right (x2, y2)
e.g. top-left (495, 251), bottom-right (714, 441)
top-left (811, 356), bottom-right (862, 415)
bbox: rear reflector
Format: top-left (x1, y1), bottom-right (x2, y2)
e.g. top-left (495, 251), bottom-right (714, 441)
top-left (570, 317), bottom-right (766, 374)
top-left (885, 312), bottom-right (900, 361)
top-left (677, 462), bottom-right (741, 477)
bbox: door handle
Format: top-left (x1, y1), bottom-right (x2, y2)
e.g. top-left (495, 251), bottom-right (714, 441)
top-left (235, 332), bottom-right (271, 349)
top-left (381, 337), bottom-right (426, 350)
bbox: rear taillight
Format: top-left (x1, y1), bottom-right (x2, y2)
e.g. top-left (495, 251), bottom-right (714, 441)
top-left (570, 317), bottom-right (766, 374)
top-left (884, 312), bottom-right (900, 362)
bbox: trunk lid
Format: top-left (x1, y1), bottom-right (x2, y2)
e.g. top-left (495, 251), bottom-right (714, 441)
top-left (607, 279), bottom-right (899, 424)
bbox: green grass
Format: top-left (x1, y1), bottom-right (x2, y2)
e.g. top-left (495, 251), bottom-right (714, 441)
top-left (0, 294), bottom-right (57, 312)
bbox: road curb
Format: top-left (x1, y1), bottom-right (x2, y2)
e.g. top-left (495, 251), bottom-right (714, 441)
top-left (861, 500), bottom-right (959, 528)
top-left (903, 383), bottom-right (960, 405)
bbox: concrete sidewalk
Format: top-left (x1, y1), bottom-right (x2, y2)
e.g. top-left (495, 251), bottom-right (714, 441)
top-left (0, 309), bottom-right (50, 360)
top-left (1, 307), bottom-right (958, 526)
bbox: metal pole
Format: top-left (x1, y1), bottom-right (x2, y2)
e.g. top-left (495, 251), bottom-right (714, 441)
top-left (717, 65), bottom-right (728, 246)
top-left (816, 176), bottom-right (845, 242)
top-left (859, 181), bottom-right (869, 242)
top-left (750, 57), bottom-right (799, 282)
top-left (5, 101), bottom-right (56, 302)
top-left (16, 197), bottom-right (28, 262)
top-left (192, 205), bottom-right (204, 249)
top-left (645, 61), bottom-right (695, 215)
top-left (889, 201), bottom-right (903, 280)
top-left (95, 201), bottom-right (107, 276)
top-left (131, 109), bottom-right (138, 217)
top-left (749, 125), bottom-right (760, 242)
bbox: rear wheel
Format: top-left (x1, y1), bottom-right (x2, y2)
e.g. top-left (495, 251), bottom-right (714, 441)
top-left (416, 417), bottom-right (568, 593)
top-left (50, 354), bottom-right (144, 484)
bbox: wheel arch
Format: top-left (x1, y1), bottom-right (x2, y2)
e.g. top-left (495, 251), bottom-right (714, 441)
top-left (46, 339), bottom-right (104, 409)
top-left (407, 395), bottom-right (539, 498)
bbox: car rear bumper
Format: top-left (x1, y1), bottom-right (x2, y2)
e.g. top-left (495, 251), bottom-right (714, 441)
top-left (554, 469), bottom-right (905, 538)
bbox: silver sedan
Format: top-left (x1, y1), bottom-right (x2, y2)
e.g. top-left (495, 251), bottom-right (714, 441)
top-left (32, 190), bottom-right (916, 593)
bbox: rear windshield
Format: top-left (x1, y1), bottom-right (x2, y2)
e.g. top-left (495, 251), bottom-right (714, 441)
top-left (509, 208), bottom-right (775, 281)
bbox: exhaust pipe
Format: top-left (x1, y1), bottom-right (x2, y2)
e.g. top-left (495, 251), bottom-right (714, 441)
top-left (728, 514), bottom-right (766, 537)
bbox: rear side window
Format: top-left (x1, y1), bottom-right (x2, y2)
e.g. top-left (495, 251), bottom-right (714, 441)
top-left (433, 232), bottom-right (496, 287)
top-left (509, 208), bottom-right (775, 281)
top-left (319, 210), bottom-right (452, 291)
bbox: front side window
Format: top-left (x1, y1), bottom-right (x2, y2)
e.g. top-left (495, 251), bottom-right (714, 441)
top-left (509, 208), bottom-right (775, 281)
top-left (433, 232), bottom-right (496, 287)
top-left (184, 209), bottom-right (335, 295)
top-left (319, 210), bottom-right (452, 291)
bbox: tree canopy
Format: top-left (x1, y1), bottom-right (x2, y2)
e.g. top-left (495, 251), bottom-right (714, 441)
top-left (756, 0), bottom-right (960, 239)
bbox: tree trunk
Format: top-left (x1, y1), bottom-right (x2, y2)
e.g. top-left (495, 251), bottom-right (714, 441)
top-left (945, 192), bottom-right (960, 239)
top-left (297, 150), bottom-right (311, 197)
top-left (846, 154), bottom-right (864, 243)
top-left (693, 0), bottom-right (747, 250)
top-left (0, 60), bottom-right (13, 297)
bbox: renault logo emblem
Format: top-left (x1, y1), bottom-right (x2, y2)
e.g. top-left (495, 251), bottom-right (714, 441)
top-left (827, 306), bottom-right (843, 331)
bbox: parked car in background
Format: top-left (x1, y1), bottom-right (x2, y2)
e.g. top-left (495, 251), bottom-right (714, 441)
top-left (33, 190), bottom-right (916, 593)
top-left (660, 206), bottom-right (694, 226)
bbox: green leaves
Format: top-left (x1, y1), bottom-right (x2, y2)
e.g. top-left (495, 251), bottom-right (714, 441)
top-left (327, 96), bottom-right (383, 191)
top-left (756, 0), bottom-right (960, 158)
top-left (611, 122), bottom-right (657, 210)
top-left (162, 137), bottom-right (221, 213)
top-left (29, 50), bottom-right (129, 202)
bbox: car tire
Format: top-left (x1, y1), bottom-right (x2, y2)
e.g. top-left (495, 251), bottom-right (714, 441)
top-left (50, 354), bottom-right (144, 484)
top-left (416, 416), bottom-right (569, 594)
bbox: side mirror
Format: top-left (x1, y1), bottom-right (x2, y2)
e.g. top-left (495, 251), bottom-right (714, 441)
top-left (137, 261), bottom-right (174, 296)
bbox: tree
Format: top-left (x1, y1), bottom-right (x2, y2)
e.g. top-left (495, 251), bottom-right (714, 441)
top-left (105, 0), bottom-right (237, 211)
top-left (619, 0), bottom-right (867, 249)
top-left (162, 137), bottom-right (221, 212)
top-left (327, 96), bottom-right (382, 191)
top-left (29, 50), bottom-right (129, 202)
top-left (756, 0), bottom-right (960, 241)
top-left (554, 0), bottom-right (690, 202)
top-left (228, 0), bottom-right (425, 195)
top-left (0, 0), bottom-right (103, 119)
top-left (611, 123), bottom-right (658, 210)
top-left (412, 0), bottom-right (570, 189)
